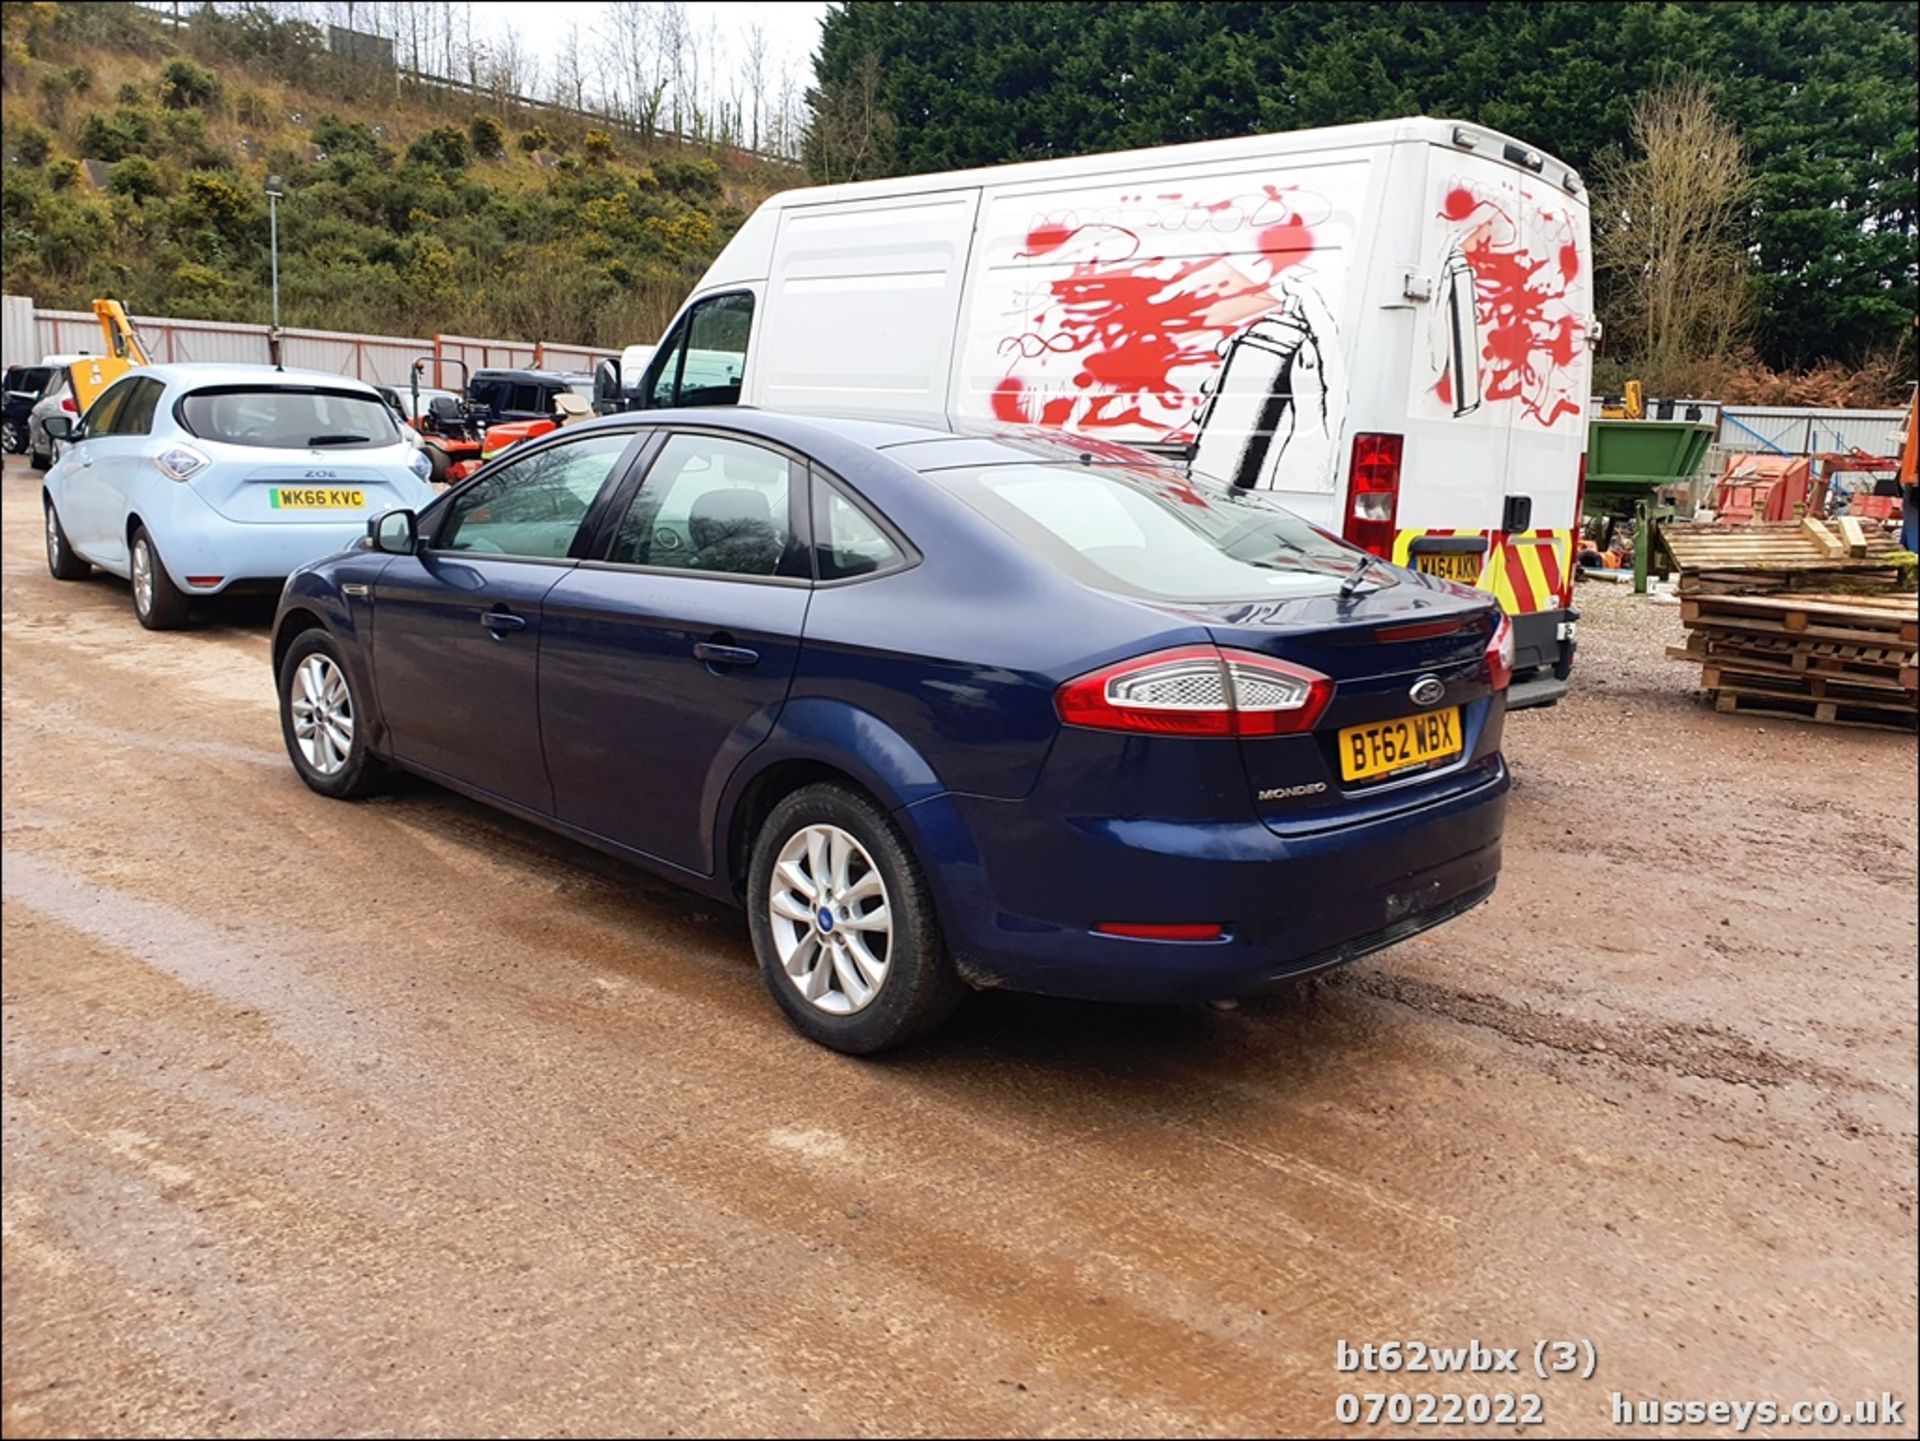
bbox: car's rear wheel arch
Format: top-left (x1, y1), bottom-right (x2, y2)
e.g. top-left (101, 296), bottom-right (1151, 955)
top-left (727, 759), bottom-right (871, 901)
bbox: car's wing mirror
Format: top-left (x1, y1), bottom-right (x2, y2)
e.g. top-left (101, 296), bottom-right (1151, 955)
top-left (42, 415), bottom-right (74, 441)
top-left (369, 508), bottom-right (419, 554)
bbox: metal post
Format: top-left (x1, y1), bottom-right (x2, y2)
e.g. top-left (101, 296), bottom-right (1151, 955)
top-left (265, 174), bottom-right (284, 369)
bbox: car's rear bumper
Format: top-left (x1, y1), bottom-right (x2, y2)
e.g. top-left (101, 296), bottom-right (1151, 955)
top-left (151, 501), bottom-right (372, 594)
top-left (915, 762), bottom-right (1508, 1003)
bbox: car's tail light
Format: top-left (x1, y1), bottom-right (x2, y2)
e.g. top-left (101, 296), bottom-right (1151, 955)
top-left (154, 444), bottom-right (210, 481)
top-left (1486, 613), bottom-right (1515, 691)
top-left (1056, 645), bottom-right (1333, 737)
top-left (60, 396), bottom-right (76, 413)
top-left (1343, 431), bottom-right (1403, 558)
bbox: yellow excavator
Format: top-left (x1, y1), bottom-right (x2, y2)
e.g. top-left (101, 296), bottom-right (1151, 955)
top-left (67, 300), bottom-right (153, 414)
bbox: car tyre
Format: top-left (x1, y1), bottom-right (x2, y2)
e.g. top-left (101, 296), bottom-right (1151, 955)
top-left (43, 495), bottom-right (89, 580)
top-left (748, 782), bottom-right (965, 1054)
top-left (277, 629), bottom-right (390, 800)
top-left (2, 417), bottom-right (24, 454)
top-left (129, 524), bottom-right (192, 630)
top-left (29, 442), bottom-right (52, 472)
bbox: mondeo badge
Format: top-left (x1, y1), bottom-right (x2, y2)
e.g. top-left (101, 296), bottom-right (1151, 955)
top-left (1409, 675), bottom-right (1447, 707)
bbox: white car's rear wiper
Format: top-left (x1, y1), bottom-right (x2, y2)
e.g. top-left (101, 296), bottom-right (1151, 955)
top-left (307, 434), bottom-right (368, 446)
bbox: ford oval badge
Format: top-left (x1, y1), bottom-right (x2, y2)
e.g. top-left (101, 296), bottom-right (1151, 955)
top-left (1409, 675), bottom-right (1446, 707)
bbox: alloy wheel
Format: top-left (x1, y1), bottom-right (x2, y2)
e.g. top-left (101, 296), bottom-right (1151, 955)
top-left (44, 506), bottom-right (60, 568)
top-left (131, 538), bottom-right (154, 616)
top-left (768, 823), bottom-right (893, 1015)
top-left (290, 654), bottom-right (355, 776)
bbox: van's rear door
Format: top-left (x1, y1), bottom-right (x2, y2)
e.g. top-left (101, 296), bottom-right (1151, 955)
top-left (1398, 144), bottom-right (1592, 617)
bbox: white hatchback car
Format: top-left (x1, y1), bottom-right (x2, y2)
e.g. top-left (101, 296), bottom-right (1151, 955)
top-left (41, 363), bottom-right (436, 629)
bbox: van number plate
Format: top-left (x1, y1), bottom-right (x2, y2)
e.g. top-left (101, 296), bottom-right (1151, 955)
top-left (1414, 552), bottom-right (1482, 584)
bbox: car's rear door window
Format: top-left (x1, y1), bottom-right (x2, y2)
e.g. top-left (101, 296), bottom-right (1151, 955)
top-left (606, 432), bottom-right (806, 578)
top-left (435, 431), bottom-right (634, 560)
top-left (177, 386), bottom-right (400, 449)
top-left (812, 480), bottom-right (907, 581)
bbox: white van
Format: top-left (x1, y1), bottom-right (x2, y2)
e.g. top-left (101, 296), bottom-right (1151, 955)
top-left (629, 117), bottom-right (1594, 705)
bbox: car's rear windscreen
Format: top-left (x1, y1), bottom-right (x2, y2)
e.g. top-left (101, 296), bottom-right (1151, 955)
top-left (178, 386), bottom-right (400, 449)
top-left (7, 367), bottom-right (54, 397)
top-left (931, 463), bottom-right (1365, 602)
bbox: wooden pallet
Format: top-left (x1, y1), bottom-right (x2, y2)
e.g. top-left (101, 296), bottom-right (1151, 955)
top-left (1667, 641), bottom-right (1918, 691)
top-left (1659, 519), bottom-right (1911, 597)
top-left (1660, 519), bottom-right (1906, 571)
top-left (1680, 592), bottom-right (1919, 646)
top-left (1708, 688), bottom-right (1920, 733)
top-left (1699, 665), bottom-right (1917, 709)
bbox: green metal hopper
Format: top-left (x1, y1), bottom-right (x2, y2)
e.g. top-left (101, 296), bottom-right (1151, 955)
top-left (1584, 419), bottom-right (1716, 592)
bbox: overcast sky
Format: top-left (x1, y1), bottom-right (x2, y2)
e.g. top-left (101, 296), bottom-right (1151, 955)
top-left (463, 1), bottom-right (830, 97)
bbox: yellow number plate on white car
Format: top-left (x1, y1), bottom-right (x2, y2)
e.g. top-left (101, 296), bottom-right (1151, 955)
top-left (1338, 707), bottom-right (1463, 782)
top-left (270, 487), bottom-right (365, 510)
top-left (1413, 552), bottom-right (1482, 584)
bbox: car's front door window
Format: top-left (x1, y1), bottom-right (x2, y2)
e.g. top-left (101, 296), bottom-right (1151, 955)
top-left (77, 376), bottom-right (133, 438)
top-left (434, 431), bottom-right (633, 559)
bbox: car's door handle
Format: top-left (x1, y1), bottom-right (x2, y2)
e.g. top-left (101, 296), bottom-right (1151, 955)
top-left (480, 608), bottom-right (527, 635)
top-left (693, 641), bottom-right (759, 668)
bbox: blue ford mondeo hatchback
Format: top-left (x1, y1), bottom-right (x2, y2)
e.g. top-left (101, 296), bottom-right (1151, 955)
top-left (273, 412), bottom-right (1511, 1052)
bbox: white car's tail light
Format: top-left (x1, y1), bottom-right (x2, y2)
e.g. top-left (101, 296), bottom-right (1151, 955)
top-left (408, 447), bottom-right (433, 481)
top-left (1056, 645), bottom-right (1333, 737)
top-left (154, 444), bottom-right (210, 481)
top-left (1486, 613), bottom-right (1515, 691)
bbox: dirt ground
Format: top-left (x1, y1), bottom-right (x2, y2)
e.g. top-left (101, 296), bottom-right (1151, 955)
top-left (3, 450), bottom-right (1914, 1438)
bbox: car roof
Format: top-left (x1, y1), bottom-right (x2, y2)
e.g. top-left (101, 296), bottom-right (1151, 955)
top-left (131, 362), bottom-right (384, 393)
top-left (577, 408), bottom-right (1172, 474)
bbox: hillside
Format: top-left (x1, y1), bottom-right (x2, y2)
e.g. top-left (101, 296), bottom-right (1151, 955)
top-left (0, 2), bottom-right (804, 347)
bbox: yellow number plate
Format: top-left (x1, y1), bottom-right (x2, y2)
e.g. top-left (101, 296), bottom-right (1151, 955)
top-left (1413, 552), bottom-right (1483, 584)
top-left (1338, 707), bottom-right (1463, 782)
top-left (270, 487), bottom-right (365, 510)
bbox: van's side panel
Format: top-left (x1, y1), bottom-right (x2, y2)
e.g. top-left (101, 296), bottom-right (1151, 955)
top-left (757, 191), bottom-right (981, 415)
top-left (952, 154), bottom-right (1375, 497)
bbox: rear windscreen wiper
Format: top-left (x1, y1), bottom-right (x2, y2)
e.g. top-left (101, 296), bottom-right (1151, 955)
top-left (1338, 551), bottom-right (1385, 598)
top-left (306, 434), bottom-right (368, 446)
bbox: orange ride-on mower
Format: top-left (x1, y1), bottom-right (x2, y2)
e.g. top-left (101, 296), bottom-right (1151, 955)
top-left (408, 357), bottom-right (486, 484)
top-left (443, 391), bottom-right (595, 484)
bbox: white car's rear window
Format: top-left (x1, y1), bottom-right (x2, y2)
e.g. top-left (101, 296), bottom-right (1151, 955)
top-left (178, 387), bottom-right (400, 449)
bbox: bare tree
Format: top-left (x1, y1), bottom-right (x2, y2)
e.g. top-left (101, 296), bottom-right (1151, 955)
top-left (740, 16), bottom-right (769, 152)
top-left (602, 1), bottom-right (673, 142)
top-left (551, 22), bottom-right (590, 114)
top-left (1596, 76), bottom-right (1752, 391)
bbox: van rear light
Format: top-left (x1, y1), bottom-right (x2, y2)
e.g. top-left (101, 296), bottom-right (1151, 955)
top-left (1486, 614), bottom-right (1515, 691)
top-left (1343, 432), bottom-right (1403, 558)
top-left (1056, 645), bottom-right (1332, 737)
